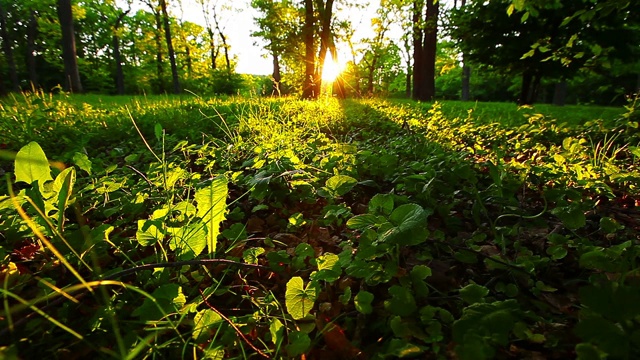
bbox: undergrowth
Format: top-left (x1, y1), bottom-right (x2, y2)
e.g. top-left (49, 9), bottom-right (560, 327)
top-left (1, 92), bottom-right (639, 359)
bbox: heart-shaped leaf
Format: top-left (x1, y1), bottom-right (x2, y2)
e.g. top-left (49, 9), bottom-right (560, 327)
top-left (285, 277), bottom-right (317, 320)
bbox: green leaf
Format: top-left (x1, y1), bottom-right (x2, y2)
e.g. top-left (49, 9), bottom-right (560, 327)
top-left (295, 243), bottom-right (314, 258)
top-left (154, 123), bottom-right (163, 142)
top-left (192, 309), bottom-right (223, 342)
top-left (579, 284), bottom-right (640, 322)
top-left (168, 224), bottom-right (207, 260)
top-left (599, 217), bottom-right (622, 234)
top-left (195, 176), bottom-right (228, 254)
top-left (269, 318), bottom-right (284, 346)
top-left (579, 250), bottom-right (621, 272)
top-left (385, 285), bottom-right (417, 316)
top-left (15, 142), bottom-right (52, 185)
top-left (411, 265), bottom-right (432, 279)
top-left (324, 175), bottom-right (357, 197)
top-left (243, 247), bottom-right (265, 264)
top-left (575, 343), bottom-right (602, 360)
top-left (379, 204), bottom-right (430, 246)
top-left (285, 277), bottom-right (317, 320)
top-left (53, 167), bottom-right (75, 232)
top-left (346, 214), bottom-right (379, 230)
top-left (339, 287), bottom-right (352, 305)
top-left (453, 300), bottom-right (519, 349)
top-left (546, 245), bottom-right (568, 260)
top-left (133, 284), bottom-right (186, 321)
top-left (368, 193), bottom-right (394, 216)
top-left (551, 205), bottom-right (586, 230)
top-left (286, 331), bottom-right (310, 357)
top-left (459, 283), bottom-right (490, 304)
top-left (316, 253), bottom-right (339, 271)
top-left (136, 220), bottom-right (164, 246)
top-left (72, 152), bottom-right (92, 175)
top-left (288, 212), bottom-right (306, 227)
top-left (354, 290), bottom-right (374, 314)
top-left (574, 317), bottom-right (628, 357)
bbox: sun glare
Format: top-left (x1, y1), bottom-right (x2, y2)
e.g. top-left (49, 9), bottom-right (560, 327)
top-left (322, 55), bottom-right (343, 82)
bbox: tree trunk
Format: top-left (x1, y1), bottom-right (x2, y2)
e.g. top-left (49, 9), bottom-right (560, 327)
top-left (460, 0), bottom-right (469, 101)
top-left (113, 35), bottom-right (125, 95)
top-left (113, 10), bottom-right (129, 95)
top-left (160, 0), bottom-right (180, 94)
top-left (519, 71), bottom-right (541, 105)
top-left (412, 0), bottom-right (423, 100)
top-left (314, 0), bottom-right (335, 97)
top-left (26, 11), bottom-right (39, 89)
top-left (272, 52), bottom-right (281, 96)
top-left (413, 0), bottom-right (438, 101)
top-left (153, 9), bottom-right (165, 93)
top-left (461, 63), bottom-right (471, 101)
top-left (207, 29), bottom-right (217, 70)
top-left (199, 0), bottom-right (217, 71)
top-left (57, 0), bottom-right (83, 93)
top-left (302, 0), bottom-right (315, 99)
top-left (211, 7), bottom-right (230, 74)
top-left (553, 80), bottom-right (567, 106)
top-left (519, 71), bottom-right (532, 105)
top-left (422, 0), bottom-right (438, 101)
top-left (0, 2), bottom-right (20, 92)
top-left (366, 58), bottom-right (377, 95)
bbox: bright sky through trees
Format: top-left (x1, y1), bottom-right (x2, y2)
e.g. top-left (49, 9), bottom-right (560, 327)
top-left (321, 53), bottom-right (345, 82)
top-left (135, 0), bottom-right (382, 75)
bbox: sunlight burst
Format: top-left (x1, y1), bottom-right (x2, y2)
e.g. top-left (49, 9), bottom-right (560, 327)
top-left (321, 55), bottom-right (343, 82)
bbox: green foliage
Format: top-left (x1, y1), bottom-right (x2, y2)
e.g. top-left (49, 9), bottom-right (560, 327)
top-left (1, 95), bottom-right (639, 359)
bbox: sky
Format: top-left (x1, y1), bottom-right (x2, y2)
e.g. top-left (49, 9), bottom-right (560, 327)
top-left (171, 0), bottom-right (381, 75)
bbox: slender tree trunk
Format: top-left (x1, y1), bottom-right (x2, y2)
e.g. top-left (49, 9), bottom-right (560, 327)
top-left (460, 0), bottom-right (470, 101)
top-left (302, 0), bottom-right (315, 99)
top-left (553, 80), bottom-right (567, 106)
top-left (160, 0), bottom-right (180, 94)
top-left (636, 73), bottom-right (639, 94)
top-left (219, 31), bottom-right (230, 72)
top-left (153, 9), bottom-right (165, 93)
top-left (199, 0), bottom-right (217, 71)
top-left (530, 73), bottom-right (541, 104)
top-left (26, 11), bottom-right (39, 89)
top-left (461, 62), bottom-right (470, 101)
top-left (183, 34), bottom-right (193, 76)
top-left (519, 71), bottom-right (532, 105)
top-left (0, 2), bottom-right (20, 92)
top-left (405, 69), bottom-right (411, 98)
top-left (113, 11), bottom-right (129, 95)
top-left (402, 36), bottom-right (411, 98)
top-left (272, 52), bottom-right (281, 96)
top-left (113, 35), bottom-right (125, 95)
top-left (207, 29), bottom-right (217, 70)
top-left (57, 0), bottom-right (83, 93)
top-left (412, 0), bottom-right (423, 100)
top-left (314, 0), bottom-right (335, 97)
top-left (422, 0), bottom-right (438, 101)
top-left (366, 58), bottom-right (377, 95)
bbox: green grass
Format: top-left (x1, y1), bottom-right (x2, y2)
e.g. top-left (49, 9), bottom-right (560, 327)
top-left (1, 93), bottom-right (639, 359)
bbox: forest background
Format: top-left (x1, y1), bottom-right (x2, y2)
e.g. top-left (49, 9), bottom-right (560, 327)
top-left (0, 0), bottom-right (638, 105)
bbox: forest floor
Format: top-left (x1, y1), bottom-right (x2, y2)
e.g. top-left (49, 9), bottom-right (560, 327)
top-left (0, 92), bottom-right (638, 359)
